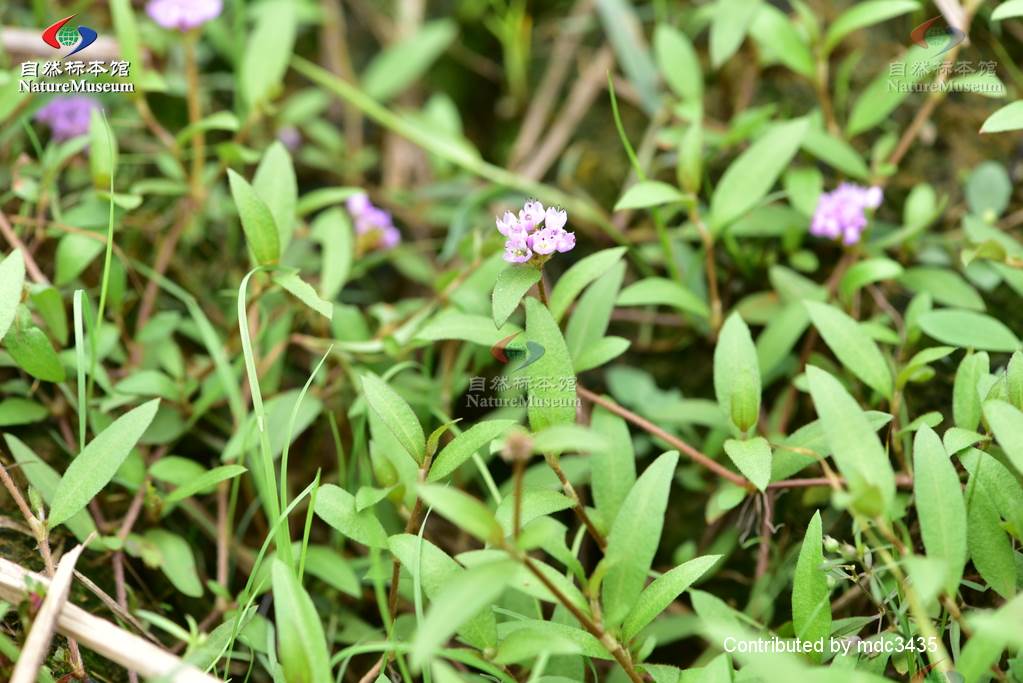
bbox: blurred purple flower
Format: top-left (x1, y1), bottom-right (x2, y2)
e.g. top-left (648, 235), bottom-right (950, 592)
top-left (498, 199), bottom-right (574, 264)
top-left (345, 192), bottom-right (400, 251)
top-left (34, 97), bottom-right (100, 141)
top-left (277, 126), bottom-right (301, 151)
top-left (146, 0), bottom-right (222, 31)
top-left (810, 183), bottom-right (884, 245)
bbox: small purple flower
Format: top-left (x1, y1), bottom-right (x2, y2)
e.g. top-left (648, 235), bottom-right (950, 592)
top-left (34, 97), bottom-right (100, 141)
top-left (810, 183), bottom-right (884, 246)
top-left (346, 192), bottom-right (400, 251)
top-left (496, 211), bottom-right (520, 237)
top-left (530, 228), bottom-right (559, 255)
top-left (504, 236), bottom-right (533, 263)
top-left (519, 199), bottom-right (545, 225)
top-left (146, 0), bottom-right (223, 31)
top-left (555, 230), bottom-right (575, 253)
top-left (277, 126), bottom-right (301, 151)
top-left (544, 207), bottom-right (567, 232)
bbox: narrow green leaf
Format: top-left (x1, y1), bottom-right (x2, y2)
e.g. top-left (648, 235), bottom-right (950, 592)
top-left (548, 247), bottom-right (627, 322)
top-left (709, 118), bottom-right (809, 230)
top-left (492, 266), bottom-right (541, 328)
top-left (749, 5), bottom-right (814, 78)
top-left (714, 312), bottom-right (761, 432)
top-left (824, 0), bottom-right (919, 53)
top-left (617, 277), bottom-right (709, 318)
top-left (49, 399), bottom-right (160, 528)
top-left (918, 309), bottom-right (1019, 352)
top-left (0, 249), bottom-right (25, 340)
top-left (4, 325), bottom-right (65, 383)
top-left (163, 464), bottom-right (248, 508)
top-left (228, 169), bottom-right (280, 266)
top-left (253, 141), bottom-right (298, 249)
top-left (899, 267), bottom-right (985, 311)
top-left (966, 458), bottom-right (1017, 599)
top-left (980, 100), bottom-right (1023, 133)
top-left (88, 109), bottom-right (118, 190)
top-left (273, 270), bottom-right (333, 320)
top-left (912, 426), bottom-right (967, 595)
top-left (271, 559), bottom-right (333, 683)
top-left (311, 208), bottom-right (353, 299)
top-left (653, 24), bottom-right (702, 101)
top-left (418, 484), bottom-right (502, 543)
top-left (429, 419), bottom-right (517, 481)
top-left (954, 352), bottom-right (989, 430)
top-left (363, 20), bottom-right (457, 102)
top-left (805, 301), bottom-right (893, 398)
top-left (361, 373), bottom-right (425, 464)
top-left (411, 559), bottom-right (518, 668)
top-left (792, 510), bottom-right (830, 662)
top-left (982, 400), bottom-right (1023, 478)
top-left (240, 0), bottom-right (297, 107)
top-left (710, 0), bottom-right (762, 68)
top-left (614, 181), bottom-right (691, 211)
top-left (838, 258), bottom-right (903, 299)
top-left (313, 484), bottom-right (388, 548)
top-left (622, 555), bottom-right (720, 640)
top-left (566, 261), bottom-right (625, 363)
top-left (602, 450), bottom-right (679, 629)
top-left (805, 366), bottom-right (895, 517)
top-left (5, 434), bottom-right (97, 543)
top-left (992, 0), bottom-right (1023, 20)
top-left (143, 529), bottom-right (203, 597)
top-left (590, 403), bottom-right (637, 525)
top-left (525, 297), bottom-right (577, 431)
top-left (723, 437), bottom-right (771, 491)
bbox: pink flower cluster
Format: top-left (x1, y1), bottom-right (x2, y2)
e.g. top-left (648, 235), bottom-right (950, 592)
top-left (810, 183), bottom-right (883, 245)
top-left (346, 193), bottom-right (400, 250)
top-left (498, 200), bottom-right (575, 264)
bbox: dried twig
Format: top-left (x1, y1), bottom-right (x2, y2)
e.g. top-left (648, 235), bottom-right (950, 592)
top-left (0, 557), bottom-right (221, 683)
top-left (11, 543), bottom-right (86, 683)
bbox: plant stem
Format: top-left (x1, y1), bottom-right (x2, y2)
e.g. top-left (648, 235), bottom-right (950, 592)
top-left (184, 31), bottom-right (205, 204)
top-left (511, 548), bottom-right (644, 683)
top-left (690, 206), bottom-right (722, 334)
top-left (544, 453), bottom-right (606, 550)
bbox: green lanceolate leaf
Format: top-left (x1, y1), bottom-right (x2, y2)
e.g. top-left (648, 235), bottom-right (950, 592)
top-left (723, 437), bottom-right (771, 491)
top-left (49, 399), bottom-right (160, 528)
top-left (143, 529), bottom-right (203, 597)
top-left (805, 366), bottom-right (895, 517)
top-left (492, 266), bottom-right (541, 328)
top-left (313, 484), bottom-right (388, 548)
top-left (823, 0), bottom-right (919, 53)
top-left (548, 247), bottom-right (627, 322)
top-left (429, 419), bottom-right (518, 481)
top-left (709, 0), bottom-right (762, 68)
top-left (982, 400), bottom-right (1023, 478)
top-left (918, 310), bottom-right (1019, 352)
top-left (954, 352), bottom-right (989, 430)
top-left (602, 450), bottom-right (679, 629)
top-left (792, 510), bottom-right (830, 662)
top-left (617, 277), bottom-right (709, 318)
top-left (4, 325), bottom-right (65, 383)
top-left (714, 312), bottom-right (761, 433)
top-left (228, 169), bottom-right (280, 266)
top-left (614, 181), bottom-right (691, 211)
top-left (622, 554), bottom-right (720, 640)
top-left (912, 426), bottom-right (967, 595)
top-left (240, 0), bottom-right (297, 107)
top-left (0, 249), bottom-right (25, 340)
top-left (653, 24), bottom-right (702, 102)
top-left (525, 297), bottom-right (576, 431)
top-left (804, 301), bottom-right (892, 399)
top-left (271, 559), bottom-right (333, 683)
top-left (360, 372), bottom-right (425, 464)
top-left (709, 118), bottom-right (809, 230)
top-left (965, 457), bottom-right (1017, 599)
top-left (253, 141), bottom-right (298, 249)
top-left (411, 559), bottom-right (518, 668)
top-left (589, 402), bottom-right (637, 526)
top-left (418, 484), bottom-right (502, 543)
top-left (362, 19), bottom-right (458, 102)
top-left (980, 100), bottom-right (1023, 134)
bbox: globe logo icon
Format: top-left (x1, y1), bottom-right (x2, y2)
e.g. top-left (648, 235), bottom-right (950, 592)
top-left (56, 24), bottom-right (79, 47)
